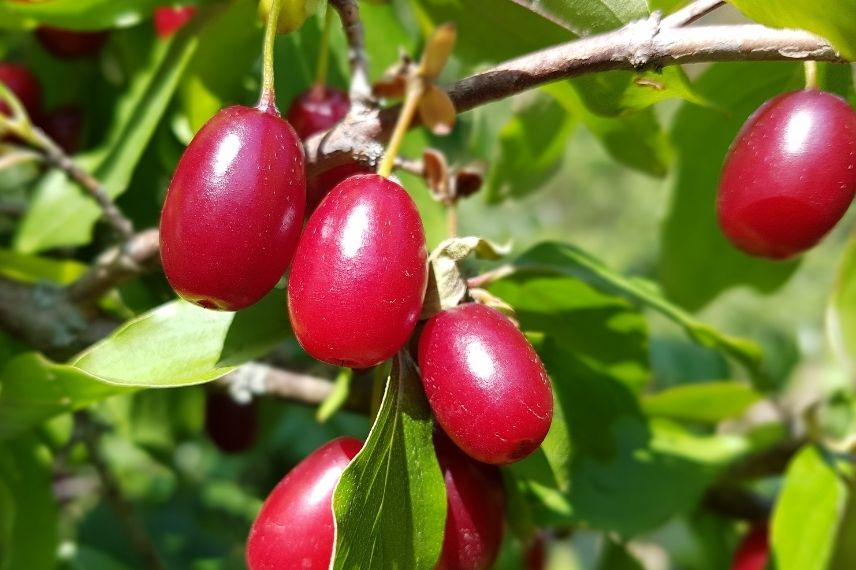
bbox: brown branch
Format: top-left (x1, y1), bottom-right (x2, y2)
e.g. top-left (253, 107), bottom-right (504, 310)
top-left (329, 0), bottom-right (372, 107)
top-left (306, 21), bottom-right (841, 173)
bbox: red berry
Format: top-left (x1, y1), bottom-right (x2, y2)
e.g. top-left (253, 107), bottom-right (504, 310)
top-left (435, 431), bottom-right (505, 570)
top-left (418, 303), bottom-right (553, 465)
top-left (154, 5), bottom-right (197, 38)
top-left (732, 523), bottom-right (769, 570)
top-left (288, 173), bottom-right (428, 368)
top-left (0, 63), bottom-right (41, 118)
top-left (524, 532), bottom-right (547, 570)
top-left (717, 89), bottom-right (856, 259)
top-left (287, 85), bottom-right (350, 139)
top-left (35, 27), bottom-right (108, 59)
top-left (160, 105), bottom-right (306, 310)
top-left (204, 391), bottom-right (258, 453)
top-left (246, 437), bottom-right (362, 570)
top-left (39, 105), bottom-right (84, 154)
top-left (306, 162), bottom-right (373, 216)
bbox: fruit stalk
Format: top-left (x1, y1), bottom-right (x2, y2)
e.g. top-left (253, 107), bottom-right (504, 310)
top-left (259, 0), bottom-right (283, 113)
top-left (377, 80), bottom-right (424, 178)
top-left (804, 60), bottom-right (818, 90)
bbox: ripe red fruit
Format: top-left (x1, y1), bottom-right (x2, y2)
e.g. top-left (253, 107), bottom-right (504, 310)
top-left (435, 431), bottom-right (505, 570)
top-left (732, 523), bottom-right (768, 570)
top-left (306, 162), bottom-right (372, 215)
top-left (154, 6), bottom-right (197, 38)
top-left (287, 85), bottom-right (349, 139)
top-left (419, 303), bottom-right (553, 465)
top-left (0, 63), bottom-right (42, 118)
top-left (160, 105), bottom-right (305, 310)
top-left (39, 106), bottom-right (84, 154)
top-left (246, 436), bottom-right (362, 570)
top-left (288, 173), bottom-right (428, 368)
top-left (524, 532), bottom-right (547, 570)
top-left (204, 391), bottom-right (258, 453)
top-left (717, 89), bottom-right (856, 259)
top-left (35, 27), bottom-right (108, 59)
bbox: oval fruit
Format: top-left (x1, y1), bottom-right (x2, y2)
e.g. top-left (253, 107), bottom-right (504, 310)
top-left (154, 5), bottom-right (197, 38)
top-left (0, 63), bottom-right (41, 118)
top-left (287, 86), bottom-right (350, 139)
top-left (419, 303), bottom-right (553, 464)
top-left (288, 173), bottom-right (428, 368)
top-left (36, 27), bottom-right (108, 59)
top-left (160, 105), bottom-right (305, 310)
top-left (307, 162), bottom-right (373, 216)
top-left (732, 523), bottom-right (768, 570)
top-left (435, 431), bottom-right (505, 570)
top-left (717, 89), bottom-right (856, 259)
top-left (246, 436), bottom-right (362, 570)
top-left (204, 391), bottom-right (258, 453)
top-left (40, 105), bottom-right (84, 154)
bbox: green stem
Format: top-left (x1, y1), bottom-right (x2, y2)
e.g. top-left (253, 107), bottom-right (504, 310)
top-left (258, 0), bottom-right (283, 114)
top-left (804, 60), bottom-right (819, 90)
top-left (314, 7), bottom-right (335, 88)
top-left (377, 81), bottom-right (424, 178)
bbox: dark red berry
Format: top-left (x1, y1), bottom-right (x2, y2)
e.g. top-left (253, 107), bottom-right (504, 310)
top-left (306, 162), bottom-right (372, 216)
top-left (524, 532), bottom-right (547, 570)
top-left (435, 431), bottom-right (505, 570)
top-left (717, 89), bottom-right (856, 259)
top-left (287, 85), bottom-right (349, 139)
top-left (288, 173), bottom-right (428, 368)
top-left (39, 105), bottom-right (84, 154)
top-left (160, 105), bottom-right (305, 311)
top-left (36, 27), bottom-right (108, 59)
top-left (154, 5), bottom-right (197, 38)
top-left (204, 391), bottom-right (258, 453)
top-left (732, 523), bottom-right (768, 570)
top-left (0, 63), bottom-right (41, 118)
top-left (419, 303), bottom-right (553, 465)
top-left (246, 437), bottom-right (362, 570)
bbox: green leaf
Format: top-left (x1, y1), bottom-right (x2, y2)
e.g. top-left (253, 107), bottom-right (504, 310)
top-left (599, 538), bottom-right (645, 570)
top-left (0, 436), bottom-right (58, 570)
top-left (728, 0), bottom-right (856, 60)
top-left (829, 233), bottom-right (856, 370)
top-left (831, 484), bottom-right (856, 570)
top-left (642, 382), bottom-right (762, 423)
top-left (658, 61), bottom-right (804, 310)
top-left (505, 242), bottom-right (765, 385)
top-left (317, 368), bottom-right (353, 423)
top-left (15, 17), bottom-right (207, 253)
top-left (72, 291), bottom-right (291, 387)
top-left (331, 353), bottom-right (446, 569)
top-left (0, 0), bottom-right (163, 30)
top-left (772, 445), bottom-right (851, 570)
top-left (509, 0), bottom-right (647, 35)
top-left (0, 353), bottom-right (130, 441)
top-left (0, 248), bottom-right (87, 284)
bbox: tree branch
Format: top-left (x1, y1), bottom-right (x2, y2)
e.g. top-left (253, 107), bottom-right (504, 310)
top-left (306, 21), bottom-right (841, 173)
top-left (329, 0), bottom-right (372, 107)
top-left (661, 0), bottom-right (725, 28)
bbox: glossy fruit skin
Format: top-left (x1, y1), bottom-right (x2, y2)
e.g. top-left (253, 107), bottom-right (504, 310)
top-left (288, 174), bottom-right (428, 368)
top-left (154, 6), bottom-right (196, 38)
top-left (204, 391), bottom-right (258, 453)
top-left (160, 105), bottom-right (305, 311)
top-left (435, 431), bottom-right (505, 570)
top-left (0, 63), bottom-right (41, 118)
top-left (306, 162), bottom-right (372, 216)
top-left (246, 437), bottom-right (362, 570)
top-left (36, 27), bottom-right (108, 59)
top-left (732, 523), bottom-right (768, 570)
top-left (419, 303), bottom-right (553, 465)
top-left (287, 86), bottom-right (350, 140)
top-left (39, 105), bottom-right (83, 154)
top-left (717, 89), bottom-right (856, 259)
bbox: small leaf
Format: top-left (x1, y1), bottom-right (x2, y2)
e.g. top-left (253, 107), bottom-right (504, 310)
top-left (316, 368), bottom-right (353, 423)
top-left (642, 382), bottom-right (762, 423)
top-left (420, 23), bottom-right (456, 80)
top-left (419, 85), bottom-right (456, 135)
top-left (331, 352), bottom-right (446, 569)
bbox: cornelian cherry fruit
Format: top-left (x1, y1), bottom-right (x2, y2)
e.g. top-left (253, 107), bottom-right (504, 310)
top-left (246, 437), bottom-right (362, 570)
top-left (435, 431), bottom-right (505, 570)
top-left (36, 27), bottom-right (108, 59)
top-left (288, 173), bottom-right (428, 368)
top-left (154, 6), bottom-right (197, 38)
top-left (204, 391), bottom-right (258, 453)
top-left (717, 89), bottom-right (856, 259)
top-left (732, 523), bottom-right (769, 570)
top-left (160, 104), bottom-right (305, 310)
top-left (40, 105), bottom-right (84, 154)
top-left (306, 162), bottom-right (373, 215)
top-left (287, 85), bottom-right (349, 139)
top-left (419, 303), bottom-right (553, 464)
top-left (0, 63), bottom-right (41, 118)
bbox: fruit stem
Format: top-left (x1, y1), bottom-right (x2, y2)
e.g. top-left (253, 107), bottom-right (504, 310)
top-left (804, 60), bottom-right (819, 90)
top-left (313, 7), bottom-right (334, 89)
top-left (446, 201), bottom-right (458, 238)
top-left (377, 80), bottom-right (424, 178)
top-left (258, 0), bottom-right (283, 114)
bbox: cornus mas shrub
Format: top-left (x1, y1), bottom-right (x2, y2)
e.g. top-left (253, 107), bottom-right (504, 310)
top-left (1, 0), bottom-right (856, 568)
